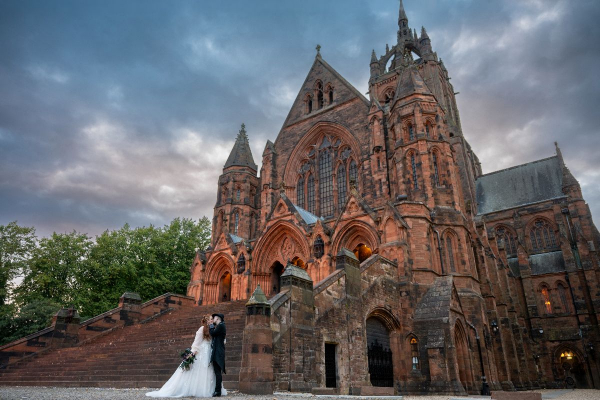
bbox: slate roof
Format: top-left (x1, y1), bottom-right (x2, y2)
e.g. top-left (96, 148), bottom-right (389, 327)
top-left (224, 124), bottom-right (258, 171)
top-left (394, 65), bottom-right (433, 102)
top-left (229, 234), bottom-right (244, 244)
top-left (281, 263), bottom-right (312, 281)
top-left (293, 203), bottom-right (322, 225)
top-left (414, 276), bottom-right (453, 320)
top-left (476, 156), bottom-right (565, 215)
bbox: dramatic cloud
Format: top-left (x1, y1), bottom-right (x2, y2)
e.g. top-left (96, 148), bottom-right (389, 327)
top-left (1, 0), bottom-right (599, 237)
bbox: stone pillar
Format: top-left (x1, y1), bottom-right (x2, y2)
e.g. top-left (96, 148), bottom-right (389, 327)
top-left (51, 307), bottom-right (80, 347)
top-left (280, 263), bottom-right (317, 392)
top-left (239, 285), bottom-right (274, 394)
top-left (118, 292), bottom-right (142, 326)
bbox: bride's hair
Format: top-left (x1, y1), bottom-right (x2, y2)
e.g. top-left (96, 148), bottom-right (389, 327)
top-left (201, 315), bottom-right (212, 340)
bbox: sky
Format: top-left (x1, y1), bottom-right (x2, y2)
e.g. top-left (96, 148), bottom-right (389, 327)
top-left (1, 0), bottom-right (599, 238)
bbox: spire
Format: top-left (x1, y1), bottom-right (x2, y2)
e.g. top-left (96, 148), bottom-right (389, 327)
top-left (371, 49), bottom-right (378, 63)
top-left (420, 26), bottom-right (429, 40)
top-left (224, 123), bottom-right (258, 171)
top-left (413, 28), bottom-right (418, 41)
top-left (398, 0), bottom-right (408, 24)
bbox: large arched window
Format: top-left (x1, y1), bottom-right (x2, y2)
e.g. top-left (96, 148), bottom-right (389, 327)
top-left (541, 286), bottom-right (552, 315)
top-left (337, 164), bottom-right (347, 211)
top-left (297, 176), bottom-right (305, 209)
top-left (530, 219), bottom-right (558, 252)
top-left (307, 174), bottom-right (316, 214)
top-left (319, 149), bottom-right (334, 217)
top-left (495, 226), bottom-right (518, 257)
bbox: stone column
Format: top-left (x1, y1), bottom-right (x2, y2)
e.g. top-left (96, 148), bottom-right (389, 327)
top-left (51, 307), bottom-right (80, 347)
top-left (239, 284), bottom-right (274, 394)
top-left (118, 292), bottom-right (142, 326)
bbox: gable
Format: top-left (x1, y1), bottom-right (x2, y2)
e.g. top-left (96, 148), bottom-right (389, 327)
top-left (281, 55), bottom-right (369, 129)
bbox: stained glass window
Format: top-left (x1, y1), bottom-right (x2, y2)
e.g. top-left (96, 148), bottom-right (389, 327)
top-left (297, 177), bottom-right (305, 209)
top-left (307, 174), bottom-right (315, 214)
top-left (337, 164), bottom-right (347, 212)
top-left (319, 149), bottom-right (334, 217)
top-left (410, 337), bottom-right (419, 370)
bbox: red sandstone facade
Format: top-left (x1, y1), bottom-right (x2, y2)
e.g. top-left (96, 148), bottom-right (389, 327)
top-left (187, 1), bottom-right (600, 394)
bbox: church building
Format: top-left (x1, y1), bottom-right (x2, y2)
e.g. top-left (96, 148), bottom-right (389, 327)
top-left (188, 1), bottom-right (600, 394)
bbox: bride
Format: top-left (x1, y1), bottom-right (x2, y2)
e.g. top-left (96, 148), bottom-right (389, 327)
top-left (146, 315), bottom-right (227, 398)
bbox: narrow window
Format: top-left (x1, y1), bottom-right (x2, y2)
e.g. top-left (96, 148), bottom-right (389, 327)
top-left (236, 188), bottom-right (241, 201)
top-left (425, 123), bottom-right (430, 137)
top-left (297, 176), bottom-right (305, 209)
top-left (432, 153), bottom-right (439, 187)
top-left (337, 164), bottom-right (347, 212)
top-left (317, 82), bottom-right (324, 109)
top-left (446, 235), bottom-right (456, 272)
top-left (319, 149), bottom-right (334, 217)
top-left (307, 174), bottom-right (315, 214)
top-left (377, 157), bottom-right (381, 170)
top-left (558, 284), bottom-right (570, 313)
top-left (378, 179), bottom-right (383, 195)
top-left (328, 88), bottom-right (334, 104)
top-left (306, 95), bottom-right (313, 114)
top-left (411, 154), bottom-right (418, 190)
top-left (314, 236), bottom-right (325, 259)
top-left (237, 254), bottom-right (246, 274)
top-left (408, 124), bottom-right (415, 141)
top-left (234, 212), bottom-right (239, 235)
top-left (349, 160), bottom-right (358, 188)
top-left (541, 287), bottom-right (552, 314)
top-left (410, 337), bottom-right (419, 370)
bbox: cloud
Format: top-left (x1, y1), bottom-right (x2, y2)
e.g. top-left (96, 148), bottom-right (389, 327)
top-left (1, 0), bottom-right (599, 236)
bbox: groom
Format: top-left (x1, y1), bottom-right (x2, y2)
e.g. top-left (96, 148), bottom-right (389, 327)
top-left (209, 313), bottom-right (226, 397)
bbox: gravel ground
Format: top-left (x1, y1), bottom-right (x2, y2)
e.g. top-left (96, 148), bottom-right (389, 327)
top-left (0, 388), bottom-right (597, 400)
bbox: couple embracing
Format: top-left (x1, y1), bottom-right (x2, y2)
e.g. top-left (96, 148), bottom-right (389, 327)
top-left (147, 313), bottom-right (227, 398)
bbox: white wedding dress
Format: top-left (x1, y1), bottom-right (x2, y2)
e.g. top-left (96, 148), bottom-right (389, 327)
top-left (146, 326), bottom-right (227, 398)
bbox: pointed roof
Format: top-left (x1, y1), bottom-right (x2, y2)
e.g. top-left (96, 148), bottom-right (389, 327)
top-left (398, 0), bottom-right (408, 23)
top-left (421, 26), bottom-right (429, 40)
top-left (394, 65), bottom-right (432, 102)
top-left (224, 124), bottom-right (258, 171)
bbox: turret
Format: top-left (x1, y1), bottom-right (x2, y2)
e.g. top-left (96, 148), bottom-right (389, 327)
top-left (370, 49), bottom-right (380, 80)
top-left (397, 0), bottom-right (412, 42)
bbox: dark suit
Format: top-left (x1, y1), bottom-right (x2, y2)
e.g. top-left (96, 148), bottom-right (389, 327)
top-left (209, 322), bottom-right (226, 393)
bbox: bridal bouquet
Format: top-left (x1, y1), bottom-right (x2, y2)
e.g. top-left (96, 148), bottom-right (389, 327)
top-left (179, 348), bottom-right (196, 371)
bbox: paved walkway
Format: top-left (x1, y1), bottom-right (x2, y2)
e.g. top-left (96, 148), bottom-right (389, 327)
top-left (0, 388), bottom-right (597, 400)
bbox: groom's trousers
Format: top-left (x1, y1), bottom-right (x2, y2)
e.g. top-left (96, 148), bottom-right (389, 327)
top-left (213, 362), bottom-right (222, 394)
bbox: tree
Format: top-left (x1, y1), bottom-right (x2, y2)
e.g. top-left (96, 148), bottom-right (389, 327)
top-left (0, 222), bottom-right (36, 306)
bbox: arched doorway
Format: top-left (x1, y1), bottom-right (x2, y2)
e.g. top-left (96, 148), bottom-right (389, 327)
top-left (454, 323), bottom-right (471, 391)
top-left (366, 316), bottom-right (394, 387)
top-left (353, 243), bottom-right (373, 263)
top-left (556, 348), bottom-right (589, 388)
top-left (218, 271), bottom-right (231, 303)
top-left (270, 261), bottom-right (285, 295)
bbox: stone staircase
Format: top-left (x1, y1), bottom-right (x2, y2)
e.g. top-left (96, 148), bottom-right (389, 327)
top-left (0, 300), bottom-right (247, 389)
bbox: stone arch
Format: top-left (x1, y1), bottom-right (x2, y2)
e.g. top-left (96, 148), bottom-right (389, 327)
top-left (253, 220), bottom-right (310, 275)
top-left (332, 220), bottom-right (379, 259)
top-left (204, 253), bottom-right (235, 304)
top-left (453, 320), bottom-right (473, 391)
top-left (365, 311), bottom-right (396, 387)
top-left (283, 122), bottom-right (363, 194)
top-left (553, 345), bottom-right (590, 388)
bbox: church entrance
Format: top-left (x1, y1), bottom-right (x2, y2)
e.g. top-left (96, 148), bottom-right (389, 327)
top-left (454, 323), bottom-right (472, 392)
top-left (270, 261), bottom-right (285, 295)
top-left (218, 271), bottom-right (231, 303)
top-left (366, 316), bottom-right (394, 387)
top-left (556, 348), bottom-right (590, 388)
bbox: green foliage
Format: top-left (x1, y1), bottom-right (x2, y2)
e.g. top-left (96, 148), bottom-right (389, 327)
top-left (0, 217), bottom-right (211, 346)
top-left (0, 222), bottom-right (36, 306)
